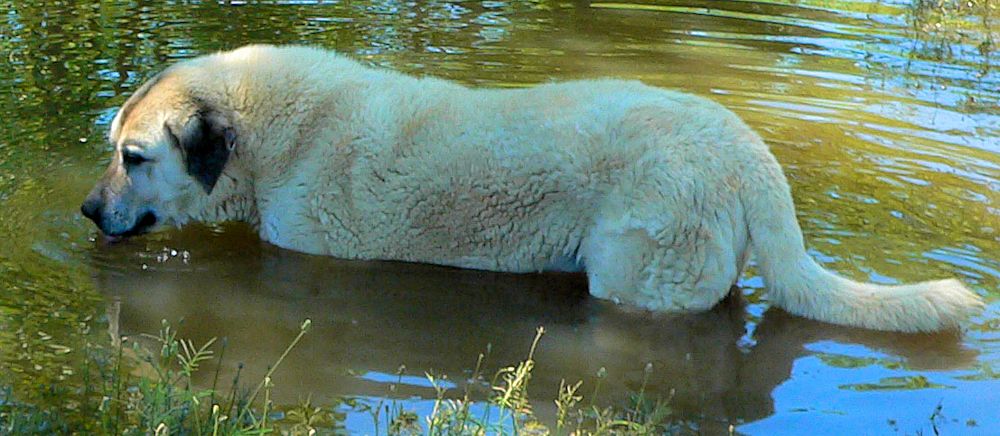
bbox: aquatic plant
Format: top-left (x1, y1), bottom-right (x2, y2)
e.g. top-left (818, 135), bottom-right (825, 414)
top-left (1, 319), bottom-right (316, 435)
top-left (361, 327), bottom-right (692, 436)
top-left (0, 320), bottom-right (687, 435)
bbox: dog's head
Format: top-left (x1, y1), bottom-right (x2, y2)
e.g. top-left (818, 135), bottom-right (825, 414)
top-left (81, 69), bottom-right (236, 240)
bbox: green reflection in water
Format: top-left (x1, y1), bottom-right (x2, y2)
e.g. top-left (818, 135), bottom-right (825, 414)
top-left (0, 0), bottom-right (997, 433)
top-left (840, 374), bottom-right (954, 391)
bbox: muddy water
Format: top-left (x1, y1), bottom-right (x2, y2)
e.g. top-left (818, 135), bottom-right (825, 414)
top-left (1, 0), bottom-right (997, 434)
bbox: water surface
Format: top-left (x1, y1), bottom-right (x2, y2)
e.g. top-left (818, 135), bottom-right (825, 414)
top-left (1, 0), bottom-right (997, 434)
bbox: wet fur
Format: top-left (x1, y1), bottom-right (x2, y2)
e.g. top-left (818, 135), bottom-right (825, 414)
top-left (85, 45), bottom-right (984, 332)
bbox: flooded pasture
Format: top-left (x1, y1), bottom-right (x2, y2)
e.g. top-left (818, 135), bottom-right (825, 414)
top-left (0, 0), bottom-right (998, 434)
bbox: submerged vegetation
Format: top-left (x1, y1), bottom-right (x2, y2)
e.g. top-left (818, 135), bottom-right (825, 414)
top-left (0, 321), bottom-right (691, 435)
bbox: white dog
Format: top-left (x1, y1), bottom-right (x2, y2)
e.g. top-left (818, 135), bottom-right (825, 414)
top-left (81, 45), bottom-right (983, 332)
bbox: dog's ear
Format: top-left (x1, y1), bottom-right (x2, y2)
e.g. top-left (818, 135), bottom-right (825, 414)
top-left (171, 109), bottom-right (235, 194)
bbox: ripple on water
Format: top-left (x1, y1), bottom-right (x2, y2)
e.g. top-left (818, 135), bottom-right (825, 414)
top-left (0, 0), bottom-right (997, 433)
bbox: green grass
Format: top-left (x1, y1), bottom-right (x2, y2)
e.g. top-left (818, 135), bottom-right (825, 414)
top-left (1, 319), bottom-right (315, 435)
top-left (0, 321), bottom-right (693, 435)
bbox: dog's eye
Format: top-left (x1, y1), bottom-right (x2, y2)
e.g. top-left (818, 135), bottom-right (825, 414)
top-left (122, 150), bottom-right (148, 166)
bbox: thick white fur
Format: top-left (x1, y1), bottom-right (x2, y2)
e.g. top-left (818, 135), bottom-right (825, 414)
top-left (104, 45), bottom-right (983, 332)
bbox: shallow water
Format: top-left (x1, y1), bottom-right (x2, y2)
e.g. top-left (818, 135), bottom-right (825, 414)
top-left (0, 0), bottom-right (997, 433)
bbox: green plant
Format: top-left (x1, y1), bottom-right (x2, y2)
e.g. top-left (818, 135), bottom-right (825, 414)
top-left (378, 327), bottom-right (687, 436)
top-left (3, 319), bottom-right (687, 435)
top-left (1, 318), bottom-right (317, 435)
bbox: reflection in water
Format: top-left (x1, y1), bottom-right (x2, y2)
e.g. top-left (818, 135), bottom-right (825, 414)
top-left (92, 225), bottom-right (977, 431)
top-left (0, 0), bottom-right (998, 433)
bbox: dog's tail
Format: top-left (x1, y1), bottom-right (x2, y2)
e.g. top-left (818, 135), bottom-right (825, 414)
top-left (741, 156), bottom-right (983, 333)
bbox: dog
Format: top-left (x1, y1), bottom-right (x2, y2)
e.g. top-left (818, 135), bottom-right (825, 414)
top-left (81, 45), bottom-right (983, 332)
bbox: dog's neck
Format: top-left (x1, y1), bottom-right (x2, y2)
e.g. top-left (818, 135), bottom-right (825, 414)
top-left (191, 164), bottom-right (260, 227)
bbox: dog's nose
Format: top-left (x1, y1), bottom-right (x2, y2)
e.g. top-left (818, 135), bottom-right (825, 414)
top-left (80, 196), bottom-right (102, 224)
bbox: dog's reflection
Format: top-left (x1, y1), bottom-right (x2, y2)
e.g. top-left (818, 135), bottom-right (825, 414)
top-left (91, 225), bottom-right (976, 429)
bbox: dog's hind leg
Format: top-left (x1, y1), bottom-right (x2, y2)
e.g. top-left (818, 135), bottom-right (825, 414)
top-left (581, 190), bottom-right (748, 312)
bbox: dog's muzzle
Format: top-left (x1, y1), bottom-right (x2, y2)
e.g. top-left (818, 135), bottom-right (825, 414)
top-left (80, 195), bottom-right (158, 239)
